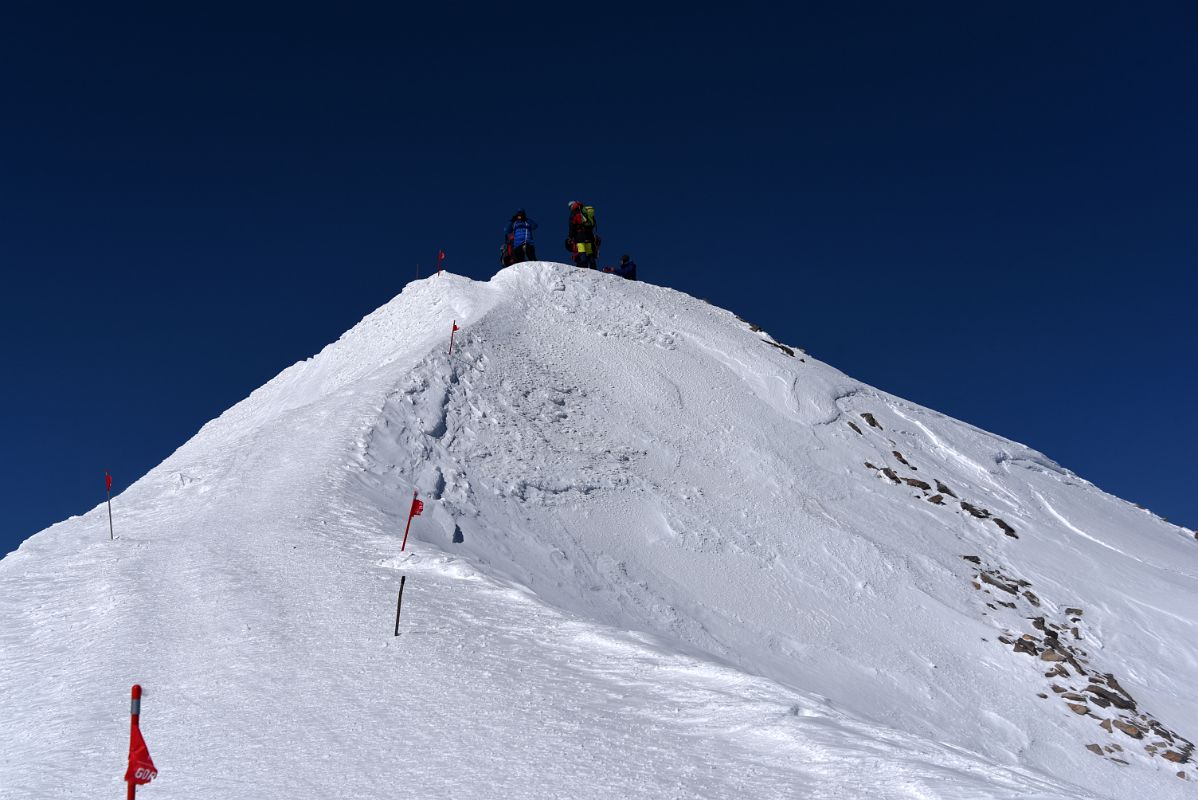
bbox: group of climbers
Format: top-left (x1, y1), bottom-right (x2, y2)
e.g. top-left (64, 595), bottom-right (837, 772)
top-left (500, 201), bottom-right (637, 281)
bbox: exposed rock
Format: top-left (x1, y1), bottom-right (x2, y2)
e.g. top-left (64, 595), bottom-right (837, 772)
top-left (1113, 721), bottom-right (1144, 739)
top-left (903, 477), bottom-right (931, 490)
top-left (1071, 627), bottom-right (1081, 639)
top-left (1041, 649), bottom-right (1066, 662)
top-left (1163, 750), bottom-right (1187, 763)
top-left (1101, 719), bottom-right (1113, 733)
top-left (994, 518), bottom-right (1018, 538)
top-left (1068, 703), bottom-right (1089, 715)
top-left (1063, 651), bottom-right (1088, 674)
top-left (1149, 722), bottom-right (1175, 741)
top-left (1085, 685), bottom-right (1135, 711)
top-left (979, 571), bottom-right (1018, 594)
top-left (1109, 757), bottom-right (1129, 765)
top-left (1051, 684), bottom-right (1066, 694)
top-left (847, 421), bottom-right (863, 435)
top-left (996, 600), bottom-right (1015, 609)
top-left (881, 467), bottom-right (901, 484)
top-left (1177, 771), bottom-right (1187, 779)
top-left (927, 494), bottom-right (944, 505)
top-left (765, 340), bottom-right (795, 357)
top-left (1089, 695), bottom-right (1111, 709)
top-left (1062, 692), bottom-right (1087, 701)
top-left (1045, 664), bottom-right (1069, 678)
top-left (1013, 638), bottom-right (1039, 656)
top-left (1037, 693), bottom-right (1048, 699)
top-left (935, 479), bottom-right (957, 498)
top-left (961, 555), bottom-right (981, 564)
top-left (1023, 590), bottom-right (1040, 606)
top-left (864, 461), bottom-right (878, 471)
top-left (1104, 674), bottom-right (1129, 696)
top-left (1065, 607), bottom-right (1083, 616)
top-left (961, 501), bottom-right (991, 519)
top-left (1085, 744), bottom-right (1104, 755)
top-left (860, 412), bottom-right (881, 429)
top-left (892, 450), bottom-right (912, 467)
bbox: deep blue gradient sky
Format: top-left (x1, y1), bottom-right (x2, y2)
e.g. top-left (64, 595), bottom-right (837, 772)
top-left (2, 4), bottom-right (1195, 553)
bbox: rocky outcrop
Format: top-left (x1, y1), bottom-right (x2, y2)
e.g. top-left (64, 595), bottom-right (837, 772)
top-left (964, 556), bottom-right (1193, 771)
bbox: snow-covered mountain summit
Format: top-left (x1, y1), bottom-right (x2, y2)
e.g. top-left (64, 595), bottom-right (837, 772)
top-left (2, 262), bottom-right (1195, 799)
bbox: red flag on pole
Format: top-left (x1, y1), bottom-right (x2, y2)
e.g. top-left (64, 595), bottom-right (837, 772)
top-left (106, 472), bottom-right (115, 540)
top-left (401, 491), bottom-right (423, 551)
top-left (125, 725), bottom-right (158, 786)
top-left (125, 684), bottom-right (157, 794)
top-left (436, 250), bottom-right (445, 275)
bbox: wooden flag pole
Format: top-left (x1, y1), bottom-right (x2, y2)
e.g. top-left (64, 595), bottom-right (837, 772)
top-left (106, 472), bottom-right (114, 541)
top-left (124, 683), bottom-right (158, 794)
top-left (401, 490), bottom-right (417, 551)
top-left (394, 575), bottom-right (407, 636)
top-left (127, 684), bottom-right (141, 800)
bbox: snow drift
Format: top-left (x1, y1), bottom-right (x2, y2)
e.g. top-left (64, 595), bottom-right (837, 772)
top-left (1, 262), bottom-right (1195, 799)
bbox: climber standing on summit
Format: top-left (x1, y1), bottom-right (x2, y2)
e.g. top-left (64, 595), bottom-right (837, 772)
top-left (502, 208), bottom-right (538, 267)
top-left (564, 201), bottom-right (600, 270)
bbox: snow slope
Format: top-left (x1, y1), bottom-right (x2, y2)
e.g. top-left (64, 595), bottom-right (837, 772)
top-left (2, 262), bottom-right (1195, 799)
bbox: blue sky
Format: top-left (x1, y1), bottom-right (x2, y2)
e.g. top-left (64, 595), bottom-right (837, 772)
top-left (2, 3), bottom-right (1195, 553)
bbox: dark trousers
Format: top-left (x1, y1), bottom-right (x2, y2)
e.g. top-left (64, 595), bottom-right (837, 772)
top-left (573, 251), bottom-right (597, 270)
top-left (509, 243), bottom-right (537, 264)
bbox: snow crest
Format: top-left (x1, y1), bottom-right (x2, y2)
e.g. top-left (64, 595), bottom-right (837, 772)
top-left (2, 263), bottom-right (1195, 799)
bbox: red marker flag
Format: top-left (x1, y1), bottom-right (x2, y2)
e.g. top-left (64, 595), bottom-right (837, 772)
top-left (401, 491), bottom-right (423, 551)
top-left (435, 250), bottom-right (446, 275)
top-left (452, 322), bottom-right (460, 333)
top-left (125, 725), bottom-right (158, 786)
top-left (105, 472), bottom-right (115, 540)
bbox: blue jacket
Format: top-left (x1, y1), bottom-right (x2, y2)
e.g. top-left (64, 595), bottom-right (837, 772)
top-left (613, 259), bottom-right (637, 280)
top-left (504, 217), bottom-right (538, 247)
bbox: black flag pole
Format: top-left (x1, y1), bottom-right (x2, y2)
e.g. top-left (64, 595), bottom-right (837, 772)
top-left (106, 471), bottom-right (115, 540)
top-left (394, 575), bottom-right (407, 636)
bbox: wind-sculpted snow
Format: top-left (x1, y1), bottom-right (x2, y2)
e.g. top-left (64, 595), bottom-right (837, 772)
top-left (2, 262), bottom-right (1195, 799)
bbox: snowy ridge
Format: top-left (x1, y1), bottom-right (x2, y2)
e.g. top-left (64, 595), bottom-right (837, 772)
top-left (1, 262), bottom-right (1195, 799)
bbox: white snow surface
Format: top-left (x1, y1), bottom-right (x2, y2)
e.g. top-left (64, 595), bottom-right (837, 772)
top-left (2, 262), bottom-right (1196, 799)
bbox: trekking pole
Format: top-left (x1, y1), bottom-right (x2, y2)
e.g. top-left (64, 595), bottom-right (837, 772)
top-left (105, 471), bottom-right (114, 540)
